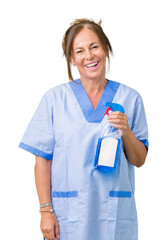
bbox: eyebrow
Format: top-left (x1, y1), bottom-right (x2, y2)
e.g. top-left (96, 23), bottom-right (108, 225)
top-left (75, 42), bottom-right (99, 50)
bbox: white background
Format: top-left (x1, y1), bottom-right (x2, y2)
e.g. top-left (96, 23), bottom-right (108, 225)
top-left (0, 0), bottom-right (167, 239)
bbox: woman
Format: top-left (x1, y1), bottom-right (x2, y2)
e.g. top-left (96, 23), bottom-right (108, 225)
top-left (19, 19), bottom-right (148, 240)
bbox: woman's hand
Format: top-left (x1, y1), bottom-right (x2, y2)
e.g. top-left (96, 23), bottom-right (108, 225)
top-left (107, 111), bottom-right (147, 167)
top-left (40, 211), bottom-right (60, 240)
top-left (107, 111), bottom-right (130, 136)
top-left (35, 156), bottom-right (60, 238)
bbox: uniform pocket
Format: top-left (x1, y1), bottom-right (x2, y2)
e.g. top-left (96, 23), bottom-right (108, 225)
top-left (108, 191), bottom-right (137, 221)
top-left (52, 191), bottom-right (79, 233)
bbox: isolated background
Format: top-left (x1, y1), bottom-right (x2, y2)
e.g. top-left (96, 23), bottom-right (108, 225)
top-left (0, 0), bottom-right (167, 239)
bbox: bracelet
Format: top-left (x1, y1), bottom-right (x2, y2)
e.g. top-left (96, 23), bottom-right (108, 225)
top-left (39, 208), bottom-right (54, 213)
top-left (40, 202), bottom-right (52, 209)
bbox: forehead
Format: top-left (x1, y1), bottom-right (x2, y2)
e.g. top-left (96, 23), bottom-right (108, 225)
top-left (73, 27), bottom-right (100, 48)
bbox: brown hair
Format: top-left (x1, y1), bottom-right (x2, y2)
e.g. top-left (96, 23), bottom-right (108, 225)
top-left (62, 18), bottom-right (113, 82)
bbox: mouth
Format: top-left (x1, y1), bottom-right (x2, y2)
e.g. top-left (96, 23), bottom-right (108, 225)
top-left (86, 61), bottom-right (99, 68)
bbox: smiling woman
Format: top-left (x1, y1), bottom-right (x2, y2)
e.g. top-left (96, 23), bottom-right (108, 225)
top-left (62, 18), bottom-right (113, 82)
top-left (71, 28), bottom-right (107, 83)
top-left (19, 18), bottom-right (148, 240)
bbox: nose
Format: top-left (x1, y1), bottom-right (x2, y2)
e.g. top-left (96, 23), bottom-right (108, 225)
top-left (85, 49), bottom-right (93, 60)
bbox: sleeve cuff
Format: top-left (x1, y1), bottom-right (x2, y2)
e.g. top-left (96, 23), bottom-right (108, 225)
top-left (18, 142), bottom-right (53, 160)
top-left (139, 139), bottom-right (149, 150)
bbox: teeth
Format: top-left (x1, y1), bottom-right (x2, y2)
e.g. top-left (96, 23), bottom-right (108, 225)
top-left (86, 62), bottom-right (98, 68)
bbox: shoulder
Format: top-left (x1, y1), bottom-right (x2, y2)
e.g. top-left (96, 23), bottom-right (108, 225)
top-left (119, 82), bottom-right (141, 98)
top-left (109, 80), bottom-right (145, 120)
top-left (110, 80), bottom-right (143, 104)
top-left (41, 81), bottom-right (72, 101)
top-left (45, 81), bottom-right (71, 95)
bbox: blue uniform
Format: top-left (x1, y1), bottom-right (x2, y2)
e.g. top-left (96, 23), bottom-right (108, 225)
top-left (19, 79), bottom-right (148, 240)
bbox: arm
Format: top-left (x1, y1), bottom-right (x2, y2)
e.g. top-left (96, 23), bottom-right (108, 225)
top-left (107, 111), bottom-right (147, 167)
top-left (121, 129), bottom-right (147, 167)
top-left (34, 156), bottom-right (60, 239)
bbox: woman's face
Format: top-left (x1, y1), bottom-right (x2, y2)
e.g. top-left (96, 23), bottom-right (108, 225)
top-left (71, 27), bottom-right (107, 82)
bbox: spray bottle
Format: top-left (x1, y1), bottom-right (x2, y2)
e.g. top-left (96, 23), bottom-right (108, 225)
top-left (94, 102), bottom-right (125, 172)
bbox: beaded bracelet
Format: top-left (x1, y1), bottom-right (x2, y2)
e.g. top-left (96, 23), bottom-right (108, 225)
top-left (40, 202), bottom-right (52, 209)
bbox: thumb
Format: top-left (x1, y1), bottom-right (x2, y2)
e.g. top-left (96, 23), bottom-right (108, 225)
top-left (54, 221), bottom-right (60, 239)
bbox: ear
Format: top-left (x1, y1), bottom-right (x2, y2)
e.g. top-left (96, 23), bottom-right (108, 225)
top-left (70, 57), bottom-right (76, 66)
top-left (70, 53), bottom-right (76, 66)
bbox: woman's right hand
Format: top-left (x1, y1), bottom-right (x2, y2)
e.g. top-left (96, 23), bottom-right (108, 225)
top-left (40, 211), bottom-right (60, 240)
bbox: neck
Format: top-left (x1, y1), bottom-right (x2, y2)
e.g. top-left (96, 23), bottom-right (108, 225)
top-left (80, 77), bottom-right (108, 95)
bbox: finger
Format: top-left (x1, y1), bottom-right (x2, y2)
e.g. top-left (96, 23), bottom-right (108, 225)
top-left (43, 232), bottom-right (49, 240)
top-left (42, 229), bottom-right (48, 238)
top-left (54, 221), bottom-right (60, 239)
top-left (108, 112), bottom-right (127, 118)
top-left (40, 221), bottom-right (55, 240)
top-left (107, 118), bottom-right (128, 126)
top-left (43, 228), bottom-right (55, 240)
top-left (108, 115), bottom-right (126, 122)
top-left (112, 124), bottom-right (125, 130)
top-left (112, 123), bottom-right (129, 131)
top-left (108, 111), bottom-right (124, 117)
top-left (48, 228), bottom-right (57, 240)
top-left (108, 116), bottom-right (128, 125)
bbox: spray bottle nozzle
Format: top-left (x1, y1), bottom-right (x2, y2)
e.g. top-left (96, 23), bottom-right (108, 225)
top-left (104, 108), bottom-right (112, 116)
top-left (103, 102), bottom-right (125, 115)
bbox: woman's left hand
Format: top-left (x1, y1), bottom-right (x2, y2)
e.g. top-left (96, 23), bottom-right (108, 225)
top-left (107, 111), bottom-right (147, 167)
top-left (107, 111), bottom-right (130, 136)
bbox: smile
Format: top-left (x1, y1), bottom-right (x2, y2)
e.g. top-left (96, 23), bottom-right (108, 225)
top-left (86, 61), bottom-right (99, 68)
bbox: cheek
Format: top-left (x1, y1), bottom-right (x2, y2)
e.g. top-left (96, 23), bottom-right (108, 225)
top-left (75, 57), bottom-right (84, 67)
top-left (98, 52), bottom-right (107, 63)
top-left (100, 57), bottom-right (107, 67)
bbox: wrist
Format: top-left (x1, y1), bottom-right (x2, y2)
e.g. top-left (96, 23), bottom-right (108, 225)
top-left (40, 206), bottom-right (54, 214)
top-left (40, 202), bottom-right (52, 209)
top-left (40, 211), bottom-right (55, 218)
top-left (39, 201), bottom-right (53, 214)
top-left (122, 127), bottom-right (133, 139)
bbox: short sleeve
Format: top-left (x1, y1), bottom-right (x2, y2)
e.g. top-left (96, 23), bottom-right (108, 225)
top-left (131, 95), bottom-right (149, 149)
top-left (18, 93), bottom-right (55, 160)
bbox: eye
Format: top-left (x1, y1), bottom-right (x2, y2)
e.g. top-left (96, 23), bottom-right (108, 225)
top-left (91, 45), bottom-right (98, 51)
top-left (91, 45), bottom-right (98, 50)
top-left (76, 49), bottom-right (83, 54)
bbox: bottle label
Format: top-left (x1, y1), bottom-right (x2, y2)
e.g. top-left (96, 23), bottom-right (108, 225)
top-left (94, 137), bottom-right (120, 172)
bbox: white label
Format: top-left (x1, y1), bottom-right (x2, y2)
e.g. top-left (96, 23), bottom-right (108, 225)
top-left (98, 137), bottom-right (118, 167)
